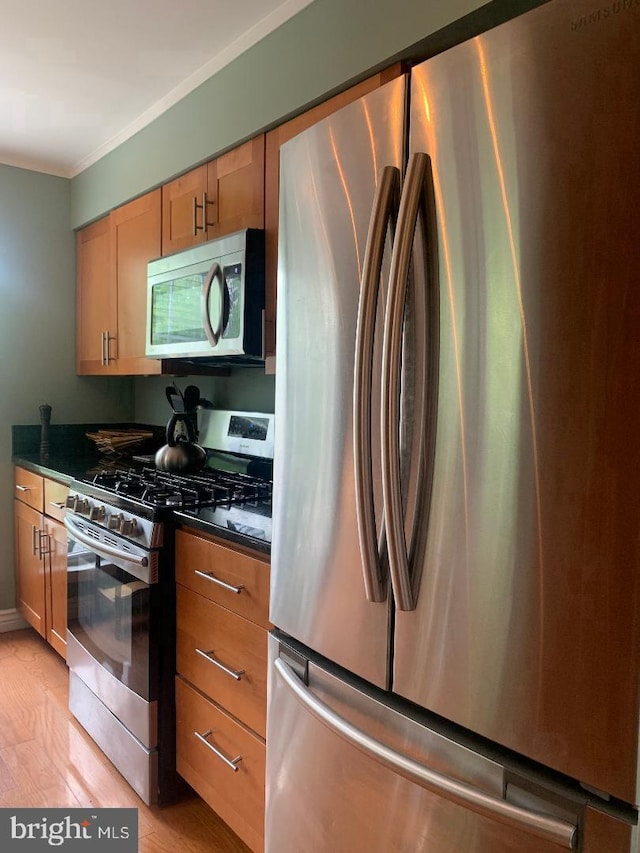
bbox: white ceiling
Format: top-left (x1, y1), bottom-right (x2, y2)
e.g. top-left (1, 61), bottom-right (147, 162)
top-left (0, 0), bottom-right (314, 178)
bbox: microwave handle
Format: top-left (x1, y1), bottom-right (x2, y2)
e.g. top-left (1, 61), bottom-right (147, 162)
top-left (202, 262), bottom-right (224, 346)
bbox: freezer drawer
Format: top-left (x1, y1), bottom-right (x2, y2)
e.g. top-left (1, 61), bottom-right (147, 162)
top-left (266, 635), bottom-right (635, 853)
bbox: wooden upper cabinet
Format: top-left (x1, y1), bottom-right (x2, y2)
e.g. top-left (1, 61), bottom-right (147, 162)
top-left (76, 216), bottom-right (115, 374)
top-left (161, 164), bottom-right (208, 254)
top-left (162, 135), bottom-right (265, 256)
top-left (76, 189), bottom-right (162, 376)
top-left (111, 190), bottom-right (162, 375)
top-left (263, 65), bottom-right (403, 371)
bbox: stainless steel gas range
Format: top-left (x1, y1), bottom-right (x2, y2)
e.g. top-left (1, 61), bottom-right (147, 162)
top-left (64, 410), bottom-right (273, 805)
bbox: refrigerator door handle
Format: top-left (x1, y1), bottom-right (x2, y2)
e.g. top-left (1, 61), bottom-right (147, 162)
top-left (354, 165), bottom-right (400, 603)
top-left (274, 657), bottom-right (578, 850)
top-left (382, 152), bottom-right (434, 611)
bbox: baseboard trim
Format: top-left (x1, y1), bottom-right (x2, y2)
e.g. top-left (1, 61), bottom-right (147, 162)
top-left (0, 609), bottom-right (30, 633)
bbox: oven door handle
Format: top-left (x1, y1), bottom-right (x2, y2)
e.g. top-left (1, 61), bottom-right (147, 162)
top-left (64, 516), bottom-right (152, 583)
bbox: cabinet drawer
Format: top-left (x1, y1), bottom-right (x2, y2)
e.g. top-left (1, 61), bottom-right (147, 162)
top-left (44, 479), bottom-right (69, 522)
top-left (176, 675), bottom-right (265, 853)
top-left (14, 467), bottom-right (44, 512)
top-left (176, 529), bottom-right (270, 628)
top-left (177, 585), bottom-right (267, 738)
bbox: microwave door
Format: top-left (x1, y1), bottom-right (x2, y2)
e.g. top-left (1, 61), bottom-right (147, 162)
top-left (202, 261), bottom-right (224, 346)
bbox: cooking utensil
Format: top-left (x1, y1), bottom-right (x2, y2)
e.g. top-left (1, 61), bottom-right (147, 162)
top-left (155, 413), bottom-right (206, 473)
top-left (166, 382), bottom-right (184, 413)
top-left (183, 385), bottom-right (200, 413)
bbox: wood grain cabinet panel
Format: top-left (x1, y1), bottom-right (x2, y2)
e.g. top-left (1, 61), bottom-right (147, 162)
top-left (43, 479), bottom-right (68, 523)
top-left (161, 164), bottom-right (208, 254)
top-left (177, 585), bottom-right (267, 738)
top-left (175, 527), bottom-right (269, 850)
top-left (76, 216), bottom-right (115, 374)
top-left (176, 676), bottom-right (265, 853)
top-left (14, 500), bottom-right (46, 637)
top-left (14, 467), bottom-right (44, 512)
top-left (14, 468), bottom-right (68, 655)
top-left (76, 189), bottom-right (162, 376)
top-left (44, 516), bottom-right (68, 658)
top-left (175, 530), bottom-right (270, 628)
top-left (110, 190), bottom-right (162, 375)
top-left (162, 135), bottom-right (265, 256)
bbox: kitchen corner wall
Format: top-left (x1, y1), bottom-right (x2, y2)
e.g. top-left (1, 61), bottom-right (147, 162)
top-left (0, 164), bottom-right (134, 611)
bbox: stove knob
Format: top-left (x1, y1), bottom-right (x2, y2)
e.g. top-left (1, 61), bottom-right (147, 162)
top-left (107, 513), bottom-right (123, 531)
top-left (65, 495), bottom-right (76, 509)
top-left (89, 504), bottom-right (106, 521)
top-left (120, 518), bottom-right (137, 537)
top-left (75, 498), bottom-right (90, 514)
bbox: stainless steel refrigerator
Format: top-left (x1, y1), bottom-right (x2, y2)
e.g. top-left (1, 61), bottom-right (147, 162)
top-left (267, 0), bottom-right (640, 850)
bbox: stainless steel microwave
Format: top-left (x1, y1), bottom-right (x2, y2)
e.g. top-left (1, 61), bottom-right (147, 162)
top-left (146, 229), bottom-right (265, 363)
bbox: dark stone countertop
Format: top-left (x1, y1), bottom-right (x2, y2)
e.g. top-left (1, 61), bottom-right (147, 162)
top-left (173, 506), bottom-right (271, 556)
top-left (12, 452), bottom-right (116, 486)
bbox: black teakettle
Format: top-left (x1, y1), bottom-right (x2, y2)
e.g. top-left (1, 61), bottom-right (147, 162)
top-left (155, 413), bottom-right (207, 473)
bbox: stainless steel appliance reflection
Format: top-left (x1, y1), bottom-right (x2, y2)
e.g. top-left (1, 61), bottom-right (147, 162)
top-left (267, 0), bottom-right (640, 850)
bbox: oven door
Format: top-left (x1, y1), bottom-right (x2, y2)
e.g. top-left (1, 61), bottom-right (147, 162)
top-left (65, 515), bottom-right (158, 703)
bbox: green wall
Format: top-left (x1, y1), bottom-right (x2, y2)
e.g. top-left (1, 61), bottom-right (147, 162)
top-left (0, 165), bottom-right (134, 611)
top-left (70, 0), bottom-right (501, 227)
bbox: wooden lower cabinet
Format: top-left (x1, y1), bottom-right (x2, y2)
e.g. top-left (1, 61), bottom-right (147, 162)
top-left (176, 676), bottom-right (266, 853)
top-left (176, 585), bottom-right (267, 738)
top-left (14, 500), bottom-right (47, 636)
top-left (44, 516), bottom-right (68, 658)
top-left (175, 527), bottom-right (270, 852)
top-left (14, 467), bottom-right (68, 656)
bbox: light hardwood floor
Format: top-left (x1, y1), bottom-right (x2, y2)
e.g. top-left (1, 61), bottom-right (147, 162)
top-left (0, 628), bottom-right (250, 852)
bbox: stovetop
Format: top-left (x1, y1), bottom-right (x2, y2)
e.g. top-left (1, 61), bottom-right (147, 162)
top-left (67, 464), bottom-right (273, 551)
top-left (86, 466), bottom-right (272, 511)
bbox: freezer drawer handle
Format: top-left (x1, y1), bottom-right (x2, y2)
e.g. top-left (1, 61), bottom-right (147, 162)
top-left (274, 658), bottom-right (578, 850)
top-left (193, 729), bottom-right (242, 771)
top-left (194, 569), bottom-right (244, 594)
top-left (195, 647), bottom-right (245, 681)
top-left (354, 165), bottom-right (400, 604)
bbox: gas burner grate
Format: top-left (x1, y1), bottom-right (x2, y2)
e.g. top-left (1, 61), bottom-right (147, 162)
top-left (89, 466), bottom-right (272, 510)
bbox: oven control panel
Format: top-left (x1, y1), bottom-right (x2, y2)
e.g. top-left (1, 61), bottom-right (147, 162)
top-left (65, 492), bottom-right (160, 549)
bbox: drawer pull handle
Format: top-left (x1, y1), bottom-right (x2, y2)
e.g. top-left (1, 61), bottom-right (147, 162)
top-left (15, 485), bottom-right (32, 492)
top-left (49, 501), bottom-right (66, 510)
top-left (195, 647), bottom-right (245, 681)
top-left (194, 569), bottom-right (244, 594)
top-left (194, 729), bottom-right (242, 771)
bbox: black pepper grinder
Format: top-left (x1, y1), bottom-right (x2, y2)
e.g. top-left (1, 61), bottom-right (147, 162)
top-left (39, 404), bottom-right (52, 459)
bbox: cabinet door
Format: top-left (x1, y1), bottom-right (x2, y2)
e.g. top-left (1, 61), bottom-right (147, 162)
top-left (76, 215), bottom-right (116, 374)
top-left (209, 135), bottom-right (265, 239)
top-left (43, 517), bottom-right (67, 659)
top-left (161, 164), bottom-right (208, 254)
top-left (263, 66), bottom-right (402, 369)
top-left (14, 501), bottom-right (46, 637)
top-left (111, 189), bottom-right (162, 375)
